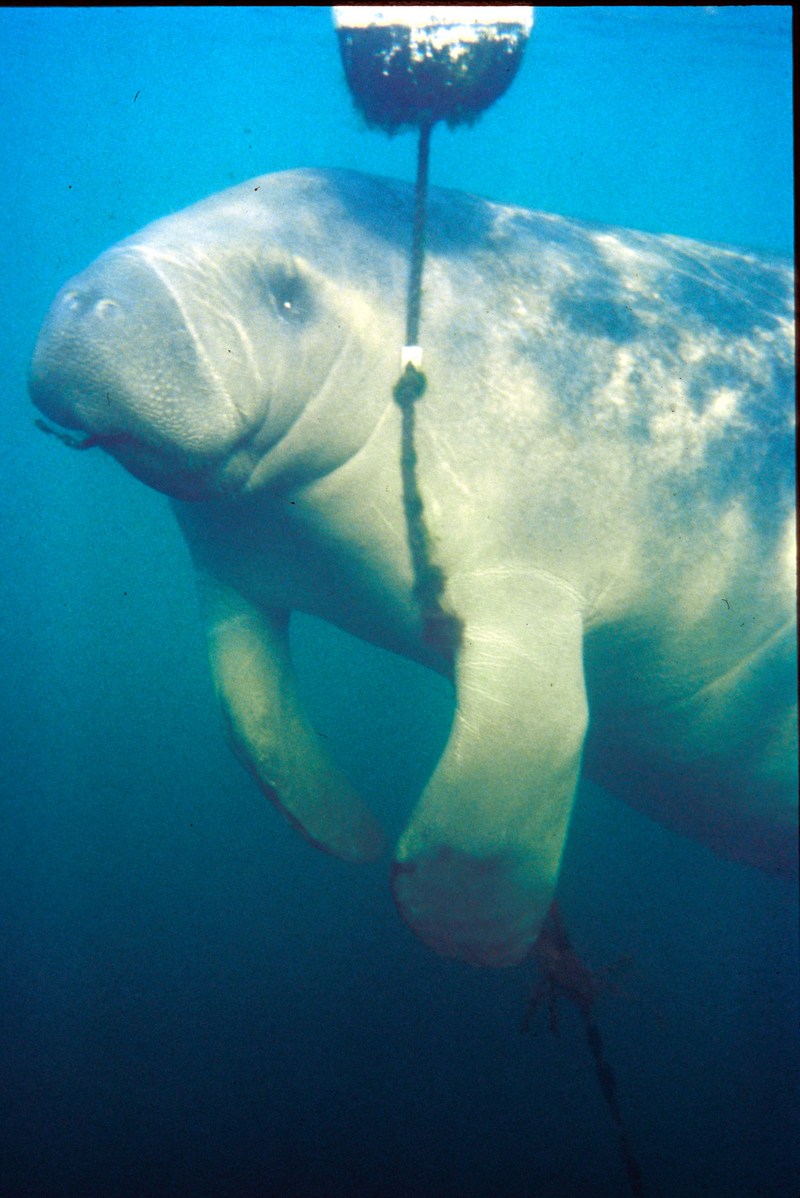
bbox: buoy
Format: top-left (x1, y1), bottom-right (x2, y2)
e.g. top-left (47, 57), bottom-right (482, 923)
top-left (333, 7), bottom-right (534, 133)
top-left (332, 7), bottom-right (534, 659)
top-left (333, 5), bottom-right (534, 350)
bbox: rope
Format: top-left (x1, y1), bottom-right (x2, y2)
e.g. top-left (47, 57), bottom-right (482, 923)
top-left (405, 122), bottom-right (431, 348)
top-left (582, 1003), bottom-right (646, 1197)
top-left (393, 122), bottom-right (462, 657)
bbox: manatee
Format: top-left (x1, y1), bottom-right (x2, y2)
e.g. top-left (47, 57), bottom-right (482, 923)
top-left (30, 169), bottom-right (797, 966)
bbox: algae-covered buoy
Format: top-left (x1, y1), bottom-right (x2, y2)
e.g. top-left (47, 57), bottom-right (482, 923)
top-left (333, 6), bottom-right (534, 133)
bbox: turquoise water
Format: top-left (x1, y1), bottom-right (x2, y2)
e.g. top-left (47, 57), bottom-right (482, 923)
top-left (1, 7), bottom-right (796, 1196)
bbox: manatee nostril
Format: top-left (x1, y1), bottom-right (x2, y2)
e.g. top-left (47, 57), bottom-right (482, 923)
top-left (94, 299), bottom-right (122, 320)
top-left (61, 290), bottom-right (83, 312)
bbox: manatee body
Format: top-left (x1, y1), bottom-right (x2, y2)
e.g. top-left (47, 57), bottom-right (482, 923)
top-left (30, 169), bottom-right (797, 966)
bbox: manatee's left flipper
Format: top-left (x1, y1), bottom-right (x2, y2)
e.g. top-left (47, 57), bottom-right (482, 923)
top-left (393, 573), bottom-right (588, 966)
top-left (199, 576), bottom-right (385, 864)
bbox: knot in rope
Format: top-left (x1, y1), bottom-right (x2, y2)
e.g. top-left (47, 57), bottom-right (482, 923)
top-left (393, 362), bottom-right (427, 411)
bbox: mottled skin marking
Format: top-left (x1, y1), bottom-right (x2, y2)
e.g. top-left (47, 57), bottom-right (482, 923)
top-left (30, 170), bottom-right (797, 965)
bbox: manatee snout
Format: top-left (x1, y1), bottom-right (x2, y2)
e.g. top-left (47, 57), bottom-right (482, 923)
top-left (32, 286), bottom-right (120, 437)
top-left (30, 247), bottom-right (259, 499)
top-left (31, 252), bottom-right (184, 436)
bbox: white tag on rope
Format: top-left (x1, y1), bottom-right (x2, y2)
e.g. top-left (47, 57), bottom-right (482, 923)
top-left (401, 345), bottom-right (423, 370)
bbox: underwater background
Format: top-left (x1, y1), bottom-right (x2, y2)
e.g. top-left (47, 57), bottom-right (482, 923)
top-left (1, 7), bottom-right (796, 1196)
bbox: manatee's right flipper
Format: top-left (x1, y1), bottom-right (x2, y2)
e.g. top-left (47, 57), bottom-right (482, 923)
top-left (392, 571), bottom-right (589, 966)
top-left (198, 577), bottom-right (385, 864)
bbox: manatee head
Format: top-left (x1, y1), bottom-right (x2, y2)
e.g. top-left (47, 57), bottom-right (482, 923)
top-left (30, 193), bottom-right (391, 501)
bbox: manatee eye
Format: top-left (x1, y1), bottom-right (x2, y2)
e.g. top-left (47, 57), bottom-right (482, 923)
top-left (265, 262), bottom-right (313, 325)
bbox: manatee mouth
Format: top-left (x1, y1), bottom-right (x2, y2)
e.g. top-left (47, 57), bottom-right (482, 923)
top-left (34, 418), bottom-right (133, 453)
top-left (34, 413), bottom-right (225, 502)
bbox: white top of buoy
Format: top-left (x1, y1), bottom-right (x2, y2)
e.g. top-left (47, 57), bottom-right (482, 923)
top-left (333, 8), bottom-right (534, 31)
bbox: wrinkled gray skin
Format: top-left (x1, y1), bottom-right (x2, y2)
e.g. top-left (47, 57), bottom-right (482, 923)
top-left (30, 170), bottom-right (797, 966)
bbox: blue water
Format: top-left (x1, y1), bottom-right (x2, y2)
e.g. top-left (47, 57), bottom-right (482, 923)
top-left (1, 7), bottom-right (796, 1196)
